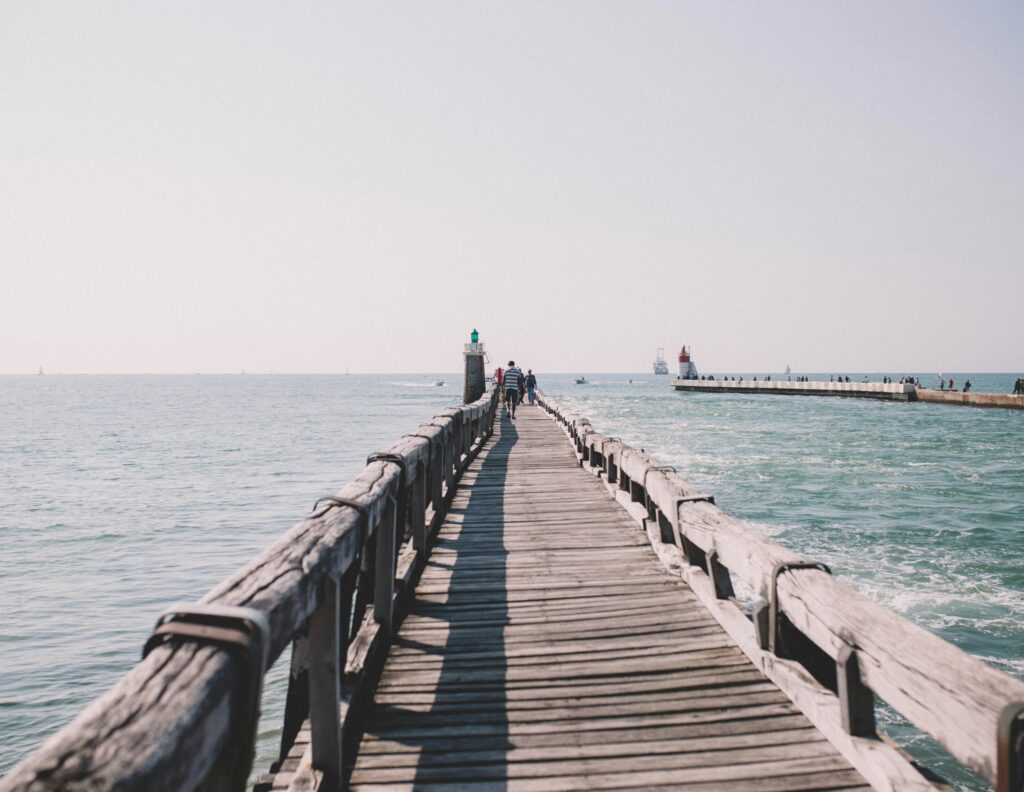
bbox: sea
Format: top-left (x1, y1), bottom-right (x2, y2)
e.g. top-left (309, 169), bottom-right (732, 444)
top-left (0, 372), bottom-right (1021, 789)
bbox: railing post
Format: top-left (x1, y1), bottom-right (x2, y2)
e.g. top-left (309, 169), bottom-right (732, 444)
top-left (998, 702), bottom-right (1024, 792)
top-left (308, 574), bottom-right (342, 789)
top-left (278, 631), bottom-right (310, 762)
top-left (837, 645), bottom-right (876, 737)
top-left (430, 441), bottom-right (444, 522)
top-left (706, 550), bottom-right (736, 600)
top-left (374, 495), bottom-right (397, 633)
top-left (410, 464), bottom-right (427, 556)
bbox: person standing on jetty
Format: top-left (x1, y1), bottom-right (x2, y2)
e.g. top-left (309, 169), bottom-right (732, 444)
top-left (503, 361), bottom-right (523, 419)
top-left (525, 369), bottom-right (538, 404)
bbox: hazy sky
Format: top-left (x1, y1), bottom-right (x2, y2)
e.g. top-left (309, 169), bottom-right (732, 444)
top-left (2, 2), bottom-right (1022, 373)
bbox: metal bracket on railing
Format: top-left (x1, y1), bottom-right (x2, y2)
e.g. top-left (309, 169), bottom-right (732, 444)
top-left (675, 493), bottom-right (716, 507)
top-left (143, 604), bottom-right (270, 792)
top-left (310, 496), bottom-right (371, 542)
top-left (997, 702), bottom-right (1024, 792)
top-left (767, 561), bottom-right (832, 655)
top-left (640, 465), bottom-right (676, 499)
top-left (367, 452), bottom-right (409, 491)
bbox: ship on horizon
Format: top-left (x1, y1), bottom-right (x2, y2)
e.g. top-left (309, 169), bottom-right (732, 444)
top-left (653, 348), bottom-right (669, 375)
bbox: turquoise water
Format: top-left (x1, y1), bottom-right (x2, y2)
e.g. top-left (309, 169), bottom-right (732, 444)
top-left (0, 373), bottom-right (1020, 788)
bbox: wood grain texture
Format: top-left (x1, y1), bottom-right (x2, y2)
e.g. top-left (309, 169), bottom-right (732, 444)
top-left (347, 405), bottom-right (870, 791)
top-left (540, 390), bottom-right (1024, 787)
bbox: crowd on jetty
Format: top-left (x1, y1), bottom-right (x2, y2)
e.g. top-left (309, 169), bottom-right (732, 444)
top-left (694, 374), bottom-right (916, 384)
top-left (681, 373), bottom-right (1024, 395)
top-left (493, 363), bottom-right (538, 419)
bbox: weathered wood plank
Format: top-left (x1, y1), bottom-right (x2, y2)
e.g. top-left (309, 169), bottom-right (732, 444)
top-left (348, 406), bottom-right (872, 791)
top-left (540, 391), bottom-right (1024, 788)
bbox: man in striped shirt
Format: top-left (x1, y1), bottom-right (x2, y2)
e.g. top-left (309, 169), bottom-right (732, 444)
top-left (503, 360), bottom-right (523, 419)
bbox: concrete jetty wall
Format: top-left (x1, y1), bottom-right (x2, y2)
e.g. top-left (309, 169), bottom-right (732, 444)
top-left (914, 389), bottom-right (1024, 410)
top-left (671, 379), bottom-right (1024, 410)
top-left (671, 379), bottom-right (914, 400)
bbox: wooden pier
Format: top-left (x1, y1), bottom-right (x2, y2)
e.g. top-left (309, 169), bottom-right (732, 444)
top-left (343, 407), bottom-right (870, 790)
top-left (3, 387), bottom-right (1023, 792)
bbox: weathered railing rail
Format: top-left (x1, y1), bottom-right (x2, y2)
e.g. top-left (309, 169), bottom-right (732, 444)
top-left (537, 390), bottom-right (1024, 792)
top-left (0, 388), bottom-right (499, 792)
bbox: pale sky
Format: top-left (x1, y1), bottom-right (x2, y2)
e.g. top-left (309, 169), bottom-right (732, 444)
top-left (2, 2), bottom-right (1022, 374)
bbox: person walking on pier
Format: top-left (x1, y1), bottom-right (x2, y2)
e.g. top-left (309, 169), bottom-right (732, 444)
top-left (503, 361), bottom-right (523, 419)
top-left (525, 369), bottom-right (537, 404)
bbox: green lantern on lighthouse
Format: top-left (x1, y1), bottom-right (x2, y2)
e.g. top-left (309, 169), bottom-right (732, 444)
top-left (470, 328), bottom-right (479, 344)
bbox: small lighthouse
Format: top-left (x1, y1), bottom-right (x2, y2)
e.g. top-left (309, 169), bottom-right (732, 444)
top-left (463, 329), bottom-right (486, 403)
top-left (678, 345), bottom-right (698, 380)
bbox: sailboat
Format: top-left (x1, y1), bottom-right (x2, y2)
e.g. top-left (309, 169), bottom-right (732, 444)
top-left (785, 364), bottom-right (791, 376)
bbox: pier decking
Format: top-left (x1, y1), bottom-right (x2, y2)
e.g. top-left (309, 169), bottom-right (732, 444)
top-left (3, 385), bottom-right (1023, 792)
top-left (346, 407), bottom-right (870, 790)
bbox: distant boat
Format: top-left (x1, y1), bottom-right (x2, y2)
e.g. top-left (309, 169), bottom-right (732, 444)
top-left (575, 377), bottom-right (587, 385)
top-left (653, 348), bottom-right (669, 375)
top-left (435, 380), bottom-right (445, 386)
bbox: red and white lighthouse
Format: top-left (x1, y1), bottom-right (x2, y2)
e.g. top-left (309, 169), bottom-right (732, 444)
top-left (678, 345), bottom-right (698, 379)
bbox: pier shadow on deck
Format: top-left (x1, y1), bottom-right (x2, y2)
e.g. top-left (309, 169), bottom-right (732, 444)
top-left (349, 407), bottom-right (871, 791)
top-left (352, 415), bottom-right (517, 789)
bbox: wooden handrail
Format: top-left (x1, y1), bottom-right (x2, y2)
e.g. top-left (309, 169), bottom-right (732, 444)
top-left (0, 388), bottom-right (499, 792)
top-left (537, 390), bottom-right (1024, 790)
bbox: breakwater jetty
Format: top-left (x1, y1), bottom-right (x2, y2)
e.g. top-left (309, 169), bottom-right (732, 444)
top-left (3, 364), bottom-right (1023, 790)
top-left (672, 378), bottom-right (1024, 410)
top-left (672, 379), bottom-right (915, 401)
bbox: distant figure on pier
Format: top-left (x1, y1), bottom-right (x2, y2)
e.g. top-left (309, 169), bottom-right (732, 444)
top-left (503, 361), bottom-right (523, 419)
top-left (525, 370), bottom-right (537, 404)
top-left (518, 371), bottom-right (527, 404)
top-left (495, 367), bottom-right (504, 390)
top-left (949, 378), bottom-right (955, 390)
top-left (963, 380), bottom-right (972, 392)
top-left (1015, 378), bottom-right (1023, 395)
